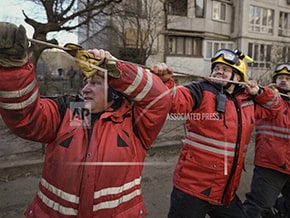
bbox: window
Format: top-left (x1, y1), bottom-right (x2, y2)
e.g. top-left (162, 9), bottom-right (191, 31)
top-left (248, 43), bottom-right (272, 68)
top-left (119, 47), bottom-right (146, 64)
top-left (124, 0), bottom-right (147, 17)
top-left (195, 0), bottom-right (205, 18)
top-left (212, 1), bottom-right (226, 21)
top-left (279, 12), bottom-right (290, 37)
top-left (282, 46), bottom-right (290, 63)
top-left (205, 41), bottom-right (234, 59)
top-left (166, 0), bottom-right (187, 16)
top-left (248, 5), bottom-right (273, 34)
top-left (125, 28), bottom-right (146, 47)
top-left (167, 36), bottom-right (202, 57)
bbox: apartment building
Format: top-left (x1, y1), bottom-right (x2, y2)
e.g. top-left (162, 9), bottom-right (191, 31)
top-left (79, 0), bottom-right (290, 82)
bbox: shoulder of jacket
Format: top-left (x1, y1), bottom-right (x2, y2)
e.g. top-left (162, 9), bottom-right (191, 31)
top-left (198, 81), bottom-right (219, 94)
top-left (43, 94), bottom-right (83, 120)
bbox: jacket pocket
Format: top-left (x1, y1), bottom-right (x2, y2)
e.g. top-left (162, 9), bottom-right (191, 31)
top-left (177, 149), bottom-right (224, 196)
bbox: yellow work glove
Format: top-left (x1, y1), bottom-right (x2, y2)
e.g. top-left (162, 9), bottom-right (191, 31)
top-left (0, 22), bottom-right (29, 67)
top-left (64, 43), bottom-right (120, 78)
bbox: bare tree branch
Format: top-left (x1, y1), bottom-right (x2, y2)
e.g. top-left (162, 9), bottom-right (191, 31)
top-left (22, 0), bottom-right (123, 65)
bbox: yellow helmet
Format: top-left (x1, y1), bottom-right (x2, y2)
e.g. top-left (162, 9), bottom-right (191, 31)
top-left (272, 63), bottom-right (290, 82)
top-left (211, 49), bottom-right (247, 81)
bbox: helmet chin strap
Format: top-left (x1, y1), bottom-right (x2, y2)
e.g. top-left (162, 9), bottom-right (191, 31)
top-left (278, 87), bottom-right (290, 94)
top-left (223, 72), bottom-right (235, 90)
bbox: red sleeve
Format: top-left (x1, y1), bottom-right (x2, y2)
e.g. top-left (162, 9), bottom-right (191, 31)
top-left (254, 86), bottom-right (282, 120)
top-left (0, 61), bottom-right (61, 143)
top-left (170, 86), bottom-right (195, 114)
top-left (109, 62), bottom-right (172, 149)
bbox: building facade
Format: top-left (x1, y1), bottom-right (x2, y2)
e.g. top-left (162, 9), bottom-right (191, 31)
top-left (79, 0), bottom-right (290, 83)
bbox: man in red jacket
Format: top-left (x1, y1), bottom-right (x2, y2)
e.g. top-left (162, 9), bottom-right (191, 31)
top-left (152, 49), bottom-right (281, 218)
top-left (243, 63), bottom-right (290, 218)
top-left (0, 22), bottom-right (172, 218)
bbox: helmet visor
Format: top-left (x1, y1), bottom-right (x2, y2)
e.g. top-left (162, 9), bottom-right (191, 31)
top-left (274, 63), bottom-right (290, 72)
top-left (211, 49), bottom-right (240, 66)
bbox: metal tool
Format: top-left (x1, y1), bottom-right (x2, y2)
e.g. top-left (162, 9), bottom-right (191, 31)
top-left (28, 38), bottom-right (249, 86)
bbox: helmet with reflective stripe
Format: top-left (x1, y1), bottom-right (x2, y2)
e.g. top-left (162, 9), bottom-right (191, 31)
top-left (211, 49), bottom-right (247, 81)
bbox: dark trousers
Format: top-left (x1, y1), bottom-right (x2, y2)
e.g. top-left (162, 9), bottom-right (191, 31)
top-left (272, 195), bottom-right (290, 217)
top-left (168, 186), bottom-right (247, 218)
top-left (243, 166), bottom-right (290, 218)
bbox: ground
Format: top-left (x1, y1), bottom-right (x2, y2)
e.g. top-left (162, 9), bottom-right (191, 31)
top-left (0, 119), bottom-right (255, 218)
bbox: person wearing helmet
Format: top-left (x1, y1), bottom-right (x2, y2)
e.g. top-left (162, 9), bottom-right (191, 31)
top-left (211, 48), bottom-right (247, 81)
top-left (243, 63), bottom-right (290, 218)
top-left (0, 22), bottom-right (173, 218)
top-left (272, 63), bottom-right (290, 95)
top-left (152, 48), bottom-right (281, 218)
top-left (210, 49), bottom-right (248, 94)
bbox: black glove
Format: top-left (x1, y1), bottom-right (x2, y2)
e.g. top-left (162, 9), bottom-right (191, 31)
top-left (0, 22), bottom-right (29, 67)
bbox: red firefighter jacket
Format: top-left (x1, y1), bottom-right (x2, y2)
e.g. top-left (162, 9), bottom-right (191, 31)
top-left (254, 93), bottom-right (290, 175)
top-left (0, 61), bottom-right (171, 218)
top-left (166, 80), bottom-right (281, 206)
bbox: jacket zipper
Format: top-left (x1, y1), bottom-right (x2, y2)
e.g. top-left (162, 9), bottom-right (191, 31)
top-left (221, 95), bottom-right (242, 204)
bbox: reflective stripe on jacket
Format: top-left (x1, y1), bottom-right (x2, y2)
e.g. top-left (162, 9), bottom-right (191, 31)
top-left (254, 97), bottom-right (290, 175)
top-left (0, 61), bottom-right (171, 218)
top-left (169, 80), bottom-right (280, 206)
